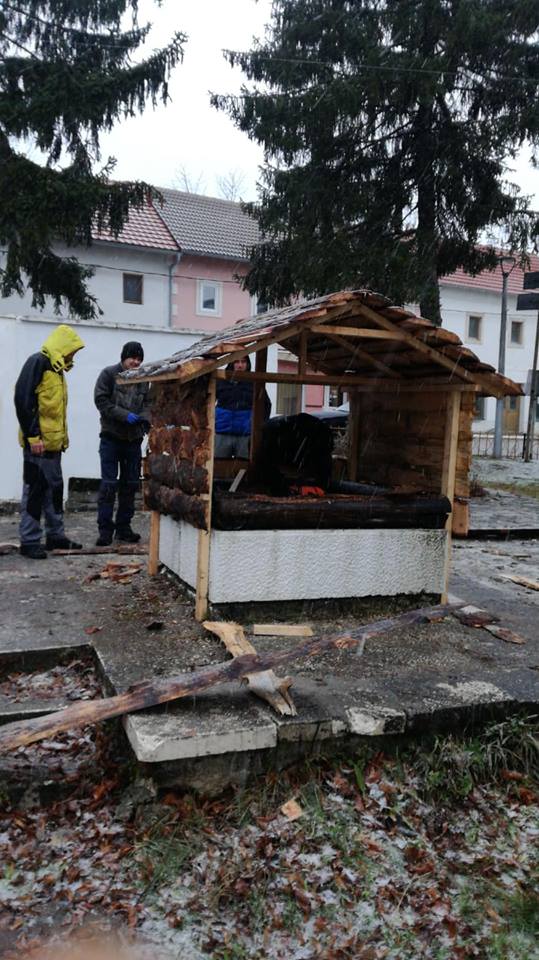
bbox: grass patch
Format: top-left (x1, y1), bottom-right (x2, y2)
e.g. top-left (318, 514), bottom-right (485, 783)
top-left (487, 481), bottom-right (539, 500)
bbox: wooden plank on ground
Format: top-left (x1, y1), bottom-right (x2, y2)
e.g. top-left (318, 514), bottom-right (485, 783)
top-left (252, 623), bottom-right (314, 637)
top-left (148, 510), bottom-right (160, 576)
top-left (0, 604), bottom-right (460, 753)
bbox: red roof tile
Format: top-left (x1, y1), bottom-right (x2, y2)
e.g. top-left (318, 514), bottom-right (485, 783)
top-left (93, 201), bottom-right (179, 252)
top-left (441, 253), bottom-right (539, 295)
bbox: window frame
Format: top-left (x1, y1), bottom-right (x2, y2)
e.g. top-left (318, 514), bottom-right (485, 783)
top-left (196, 278), bottom-right (223, 317)
top-left (466, 313), bottom-right (483, 343)
top-left (510, 319), bottom-right (524, 347)
top-left (122, 272), bottom-right (144, 305)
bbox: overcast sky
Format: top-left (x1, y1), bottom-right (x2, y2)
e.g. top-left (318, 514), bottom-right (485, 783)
top-left (99, 0), bottom-right (539, 208)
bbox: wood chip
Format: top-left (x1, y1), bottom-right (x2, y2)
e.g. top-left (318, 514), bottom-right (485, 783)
top-left (252, 623), bottom-right (314, 637)
top-left (280, 799), bottom-right (304, 821)
top-left (483, 624), bottom-right (526, 645)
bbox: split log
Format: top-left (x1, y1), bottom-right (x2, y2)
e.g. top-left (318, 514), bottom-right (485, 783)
top-left (146, 480), bottom-right (207, 529)
top-left (252, 624), bottom-right (314, 637)
top-left (0, 603), bottom-right (459, 754)
top-left (203, 620), bottom-right (297, 716)
top-left (147, 453), bottom-right (209, 496)
top-left (212, 492), bottom-right (451, 531)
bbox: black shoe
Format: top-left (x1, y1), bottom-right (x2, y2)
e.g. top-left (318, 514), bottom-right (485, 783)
top-left (96, 532), bottom-right (113, 547)
top-left (20, 543), bottom-right (48, 559)
top-left (114, 527), bottom-right (141, 544)
top-left (45, 536), bottom-right (83, 550)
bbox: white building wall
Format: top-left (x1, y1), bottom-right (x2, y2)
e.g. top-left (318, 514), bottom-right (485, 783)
top-left (439, 284), bottom-right (538, 433)
top-left (0, 315), bottom-right (197, 503)
top-left (0, 242), bottom-right (182, 330)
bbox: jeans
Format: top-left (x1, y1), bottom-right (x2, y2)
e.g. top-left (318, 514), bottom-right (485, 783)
top-left (214, 433), bottom-right (250, 459)
top-left (20, 450), bottom-right (65, 545)
top-left (97, 435), bottom-right (141, 534)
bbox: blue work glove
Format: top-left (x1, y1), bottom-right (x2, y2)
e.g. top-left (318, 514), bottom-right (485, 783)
top-left (126, 412), bottom-right (141, 424)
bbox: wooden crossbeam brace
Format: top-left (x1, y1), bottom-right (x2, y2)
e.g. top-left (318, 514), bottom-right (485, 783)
top-left (323, 331), bottom-right (401, 379)
top-left (357, 303), bottom-right (505, 397)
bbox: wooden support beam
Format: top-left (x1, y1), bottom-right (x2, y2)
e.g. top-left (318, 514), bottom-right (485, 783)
top-left (215, 370), bottom-right (478, 391)
top-left (250, 347), bottom-right (268, 465)
top-left (324, 332), bottom-right (400, 379)
top-left (311, 324), bottom-right (407, 340)
top-left (348, 391), bottom-right (361, 481)
top-left (148, 510), bottom-right (160, 576)
top-left (195, 374), bottom-right (217, 621)
top-left (298, 330), bottom-right (308, 375)
top-left (357, 303), bottom-right (505, 397)
top-left (441, 390), bottom-right (461, 602)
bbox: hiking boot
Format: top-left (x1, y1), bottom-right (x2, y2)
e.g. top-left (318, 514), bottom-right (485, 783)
top-left (20, 543), bottom-right (47, 559)
top-left (115, 527), bottom-right (141, 543)
top-left (96, 532), bottom-right (113, 547)
top-left (46, 536), bottom-right (83, 551)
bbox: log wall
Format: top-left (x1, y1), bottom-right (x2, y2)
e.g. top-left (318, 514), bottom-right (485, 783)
top-left (145, 378), bottom-right (211, 530)
top-left (356, 391), bottom-right (474, 503)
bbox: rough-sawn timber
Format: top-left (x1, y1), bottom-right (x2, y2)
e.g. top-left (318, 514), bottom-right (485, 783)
top-left (0, 604), bottom-right (459, 753)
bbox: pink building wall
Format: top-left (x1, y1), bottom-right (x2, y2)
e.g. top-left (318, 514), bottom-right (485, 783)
top-left (172, 254), bottom-right (252, 333)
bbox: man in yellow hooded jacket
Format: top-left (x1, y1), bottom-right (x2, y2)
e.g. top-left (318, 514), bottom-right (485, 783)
top-left (14, 324), bottom-right (85, 559)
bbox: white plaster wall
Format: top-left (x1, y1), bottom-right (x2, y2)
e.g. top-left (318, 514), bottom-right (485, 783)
top-left (0, 316), bottom-right (197, 502)
top-left (0, 242), bottom-right (181, 329)
top-left (160, 517), bottom-right (446, 603)
top-left (439, 284), bottom-right (538, 432)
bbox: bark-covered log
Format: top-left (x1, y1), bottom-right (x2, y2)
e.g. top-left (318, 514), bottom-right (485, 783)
top-left (147, 453), bottom-right (209, 495)
top-left (146, 480), bottom-right (207, 529)
top-left (151, 378), bottom-right (209, 430)
top-left (0, 604), bottom-right (459, 753)
top-left (150, 427), bottom-right (210, 466)
top-left (212, 492), bottom-right (451, 530)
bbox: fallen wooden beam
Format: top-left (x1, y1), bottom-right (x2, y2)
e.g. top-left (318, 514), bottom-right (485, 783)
top-left (499, 574), bottom-right (539, 592)
top-left (50, 544), bottom-right (148, 556)
top-left (0, 603), bottom-right (459, 754)
top-left (204, 620), bottom-right (297, 716)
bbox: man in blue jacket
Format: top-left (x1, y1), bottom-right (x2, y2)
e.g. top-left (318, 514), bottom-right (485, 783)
top-left (215, 357), bottom-right (271, 458)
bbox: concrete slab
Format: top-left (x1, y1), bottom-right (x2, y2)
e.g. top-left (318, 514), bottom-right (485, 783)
top-left (1, 512), bottom-right (539, 793)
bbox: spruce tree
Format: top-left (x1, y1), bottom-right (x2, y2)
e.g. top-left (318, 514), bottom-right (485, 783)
top-left (0, 1), bottom-right (185, 318)
top-left (215, 0), bottom-right (539, 322)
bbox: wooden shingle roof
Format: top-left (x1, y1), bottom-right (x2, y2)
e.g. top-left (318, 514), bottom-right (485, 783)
top-left (121, 289), bottom-right (521, 398)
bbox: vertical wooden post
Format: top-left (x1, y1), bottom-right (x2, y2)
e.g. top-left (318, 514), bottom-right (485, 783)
top-left (195, 374), bottom-right (217, 621)
top-left (348, 391), bottom-right (361, 481)
top-left (250, 348), bottom-right (268, 465)
top-left (440, 389), bottom-right (461, 602)
top-left (148, 510), bottom-right (160, 576)
top-left (296, 332), bottom-right (308, 414)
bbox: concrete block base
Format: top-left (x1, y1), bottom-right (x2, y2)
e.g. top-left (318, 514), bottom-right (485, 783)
top-left (159, 516), bottom-right (447, 604)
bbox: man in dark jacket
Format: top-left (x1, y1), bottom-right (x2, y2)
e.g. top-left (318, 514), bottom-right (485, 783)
top-left (215, 357), bottom-right (271, 458)
top-left (94, 341), bottom-right (150, 546)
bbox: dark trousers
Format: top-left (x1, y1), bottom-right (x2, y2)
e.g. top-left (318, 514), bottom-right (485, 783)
top-left (20, 450), bottom-right (65, 545)
top-left (97, 435), bottom-right (141, 534)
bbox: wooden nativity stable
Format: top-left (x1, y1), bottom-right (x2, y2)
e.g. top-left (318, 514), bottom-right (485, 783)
top-left (120, 290), bottom-right (521, 620)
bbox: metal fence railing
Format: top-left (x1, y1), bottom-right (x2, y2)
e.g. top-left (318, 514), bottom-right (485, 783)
top-left (473, 432), bottom-right (539, 459)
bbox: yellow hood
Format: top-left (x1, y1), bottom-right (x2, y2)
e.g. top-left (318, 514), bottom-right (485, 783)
top-left (41, 324), bottom-right (85, 372)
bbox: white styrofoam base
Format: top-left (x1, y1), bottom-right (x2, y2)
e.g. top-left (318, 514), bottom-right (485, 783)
top-left (159, 515), bottom-right (447, 603)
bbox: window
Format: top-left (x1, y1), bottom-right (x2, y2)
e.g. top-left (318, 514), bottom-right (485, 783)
top-left (329, 386), bottom-right (345, 407)
top-left (510, 321), bottom-right (523, 345)
top-left (123, 273), bottom-right (143, 304)
top-left (467, 314), bottom-right (482, 342)
top-left (276, 382), bottom-right (301, 416)
top-left (473, 394), bottom-right (486, 420)
top-left (250, 295), bottom-right (269, 315)
top-left (196, 279), bottom-right (222, 316)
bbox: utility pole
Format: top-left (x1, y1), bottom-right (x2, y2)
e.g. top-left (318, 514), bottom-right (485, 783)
top-left (518, 270), bottom-right (539, 462)
top-left (493, 256), bottom-right (516, 458)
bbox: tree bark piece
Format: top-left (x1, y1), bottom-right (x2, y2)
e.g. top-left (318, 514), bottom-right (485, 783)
top-left (0, 603), bottom-right (459, 754)
top-left (203, 620), bottom-right (297, 716)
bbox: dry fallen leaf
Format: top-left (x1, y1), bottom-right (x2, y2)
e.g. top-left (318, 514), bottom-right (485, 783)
top-left (280, 798), bottom-right (303, 821)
